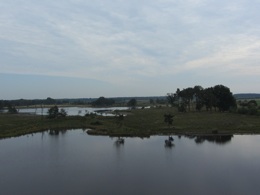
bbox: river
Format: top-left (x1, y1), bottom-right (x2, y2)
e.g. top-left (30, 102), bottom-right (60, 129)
top-left (16, 106), bottom-right (131, 116)
top-left (0, 130), bottom-right (260, 195)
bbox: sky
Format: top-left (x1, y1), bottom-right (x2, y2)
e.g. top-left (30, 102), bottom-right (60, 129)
top-left (0, 0), bottom-right (260, 100)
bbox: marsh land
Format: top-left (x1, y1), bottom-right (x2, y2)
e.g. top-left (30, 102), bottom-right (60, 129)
top-left (1, 106), bottom-right (260, 139)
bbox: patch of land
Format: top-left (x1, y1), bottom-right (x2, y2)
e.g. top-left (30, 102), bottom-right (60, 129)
top-left (1, 107), bottom-right (260, 139)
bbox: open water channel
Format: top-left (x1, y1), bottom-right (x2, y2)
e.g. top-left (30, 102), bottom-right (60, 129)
top-left (16, 106), bottom-right (131, 116)
top-left (1, 130), bottom-right (260, 195)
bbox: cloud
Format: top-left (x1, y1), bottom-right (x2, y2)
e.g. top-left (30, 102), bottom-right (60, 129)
top-left (0, 0), bottom-right (259, 96)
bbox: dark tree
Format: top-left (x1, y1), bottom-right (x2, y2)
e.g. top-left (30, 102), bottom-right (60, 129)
top-left (0, 100), bottom-right (3, 110)
top-left (193, 85), bottom-right (204, 111)
top-left (127, 98), bottom-right (137, 109)
top-left (7, 104), bottom-right (18, 114)
top-left (47, 106), bottom-right (59, 119)
top-left (202, 87), bottom-right (217, 111)
top-left (91, 97), bottom-right (115, 107)
top-left (164, 113), bottom-right (174, 127)
top-left (213, 85), bottom-right (236, 111)
top-left (167, 93), bottom-right (176, 107)
top-left (46, 97), bottom-right (56, 105)
top-left (168, 84), bottom-right (236, 112)
top-left (59, 108), bottom-right (67, 117)
top-left (149, 99), bottom-right (154, 105)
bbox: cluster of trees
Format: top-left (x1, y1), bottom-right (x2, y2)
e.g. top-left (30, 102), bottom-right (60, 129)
top-left (127, 98), bottom-right (137, 109)
top-left (167, 85), bottom-right (237, 112)
top-left (0, 97), bottom-right (69, 108)
top-left (91, 97), bottom-right (115, 107)
top-left (0, 101), bottom-right (18, 114)
top-left (237, 100), bottom-right (258, 115)
top-left (47, 106), bottom-right (67, 119)
top-left (149, 98), bottom-right (167, 105)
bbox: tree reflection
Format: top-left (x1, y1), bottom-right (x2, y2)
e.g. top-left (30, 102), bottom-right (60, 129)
top-left (184, 134), bottom-right (233, 145)
top-left (48, 129), bottom-right (68, 136)
top-left (49, 130), bottom-right (60, 136)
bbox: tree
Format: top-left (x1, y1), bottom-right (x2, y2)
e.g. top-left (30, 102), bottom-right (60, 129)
top-left (178, 89), bottom-right (190, 112)
top-left (7, 104), bottom-right (18, 114)
top-left (164, 113), bottom-right (174, 128)
top-left (202, 87), bottom-right (217, 111)
top-left (91, 97), bottom-right (115, 107)
top-left (47, 106), bottom-right (67, 118)
top-left (127, 98), bottom-right (137, 109)
top-left (59, 108), bottom-right (67, 117)
top-left (46, 97), bottom-right (56, 105)
top-left (47, 106), bottom-right (59, 119)
top-left (193, 85), bottom-right (204, 111)
top-left (0, 100), bottom-right (3, 110)
top-left (168, 84), bottom-right (236, 112)
top-left (213, 85), bottom-right (236, 111)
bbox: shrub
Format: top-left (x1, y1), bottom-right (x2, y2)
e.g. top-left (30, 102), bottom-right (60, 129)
top-left (237, 107), bottom-right (258, 115)
top-left (248, 107), bottom-right (258, 115)
top-left (237, 107), bottom-right (248, 115)
top-left (8, 105), bottom-right (18, 114)
top-left (47, 106), bottom-right (67, 119)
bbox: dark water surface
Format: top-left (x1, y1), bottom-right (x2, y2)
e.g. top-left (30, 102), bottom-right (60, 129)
top-left (1, 130), bottom-right (260, 195)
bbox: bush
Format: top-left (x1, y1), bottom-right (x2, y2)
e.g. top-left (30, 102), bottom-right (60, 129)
top-left (248, 107), bottom-right (258, 115)
top-left (8, 105), bottom-right (18, 114)
top-left (178, 103), bottom-right (186, 112)
top-left (237, 107), bottom-right (258, 115)
top-left (47, 106), bottom-right (67, 119)
top-left (237, 107), bottom-right (248, 115)
top-left (90, 121), bottom-right (102, 125)
top-left (47, 106), bottom-right (59, 119)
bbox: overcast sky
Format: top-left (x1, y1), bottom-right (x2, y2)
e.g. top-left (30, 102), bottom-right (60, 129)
top-left (1, 0), bottom-right (260, 99)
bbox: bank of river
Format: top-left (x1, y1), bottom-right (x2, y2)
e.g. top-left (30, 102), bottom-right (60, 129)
top-left (1, 107), bottom-right (260, 139)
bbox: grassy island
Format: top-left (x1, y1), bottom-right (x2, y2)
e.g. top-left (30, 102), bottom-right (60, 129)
top-left (1, 107), bottom-right (260, 139)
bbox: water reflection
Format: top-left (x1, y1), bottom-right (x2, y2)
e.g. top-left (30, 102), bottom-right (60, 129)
top-left (1, 131), bottom-right (260, 195)
top-left (164, 136), bottom-right (174, 147)
top-left (48, 129), bottom-right (68, 136)
top-left (115, 137), bottom-right (125, 145)
top-left (183, 134), bottom-right (233, 145)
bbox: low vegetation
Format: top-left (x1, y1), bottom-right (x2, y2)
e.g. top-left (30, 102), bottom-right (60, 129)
top-left (1, 106), bottom-right (260, 139)
top-left (1, 85), bottom-right (259, 139)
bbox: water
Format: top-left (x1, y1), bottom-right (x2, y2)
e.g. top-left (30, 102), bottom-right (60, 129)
top-left (1, 131), bottom-right (260, 195)
top-left (17, 106), bottom-right (130, 116)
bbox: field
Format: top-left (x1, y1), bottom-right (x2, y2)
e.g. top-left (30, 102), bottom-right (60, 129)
top-left (1, 107), bottom-right (260, 139)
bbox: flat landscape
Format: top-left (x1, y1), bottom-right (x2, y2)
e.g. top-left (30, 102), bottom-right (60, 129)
top-left (1, 107), bottom-right (260, 139)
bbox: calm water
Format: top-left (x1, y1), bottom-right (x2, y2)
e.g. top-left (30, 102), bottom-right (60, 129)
top-left (17, 106), bottom-right (130, 116)
top-left (1, 131), bottom-right (260, 195)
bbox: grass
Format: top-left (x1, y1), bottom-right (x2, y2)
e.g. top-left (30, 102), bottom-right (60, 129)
top-left (1, 107), bottom-right (260, 139)
top-left (0, 114), bottom-right (89, 139)
top-left (105, 107), bottom-right (260, 135)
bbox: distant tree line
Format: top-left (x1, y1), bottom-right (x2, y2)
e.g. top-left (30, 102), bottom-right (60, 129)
top-left (0, 97), bottom-right (69, 108)
top-left (167, 85), bottom-right (237, 112)
top-left (127, 98), bottom-right (137, 109)
top-left (91, 97), bottom-right (115, 107)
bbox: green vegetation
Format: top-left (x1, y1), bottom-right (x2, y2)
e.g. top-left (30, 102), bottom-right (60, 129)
top-left (91, 97), bottom-right (115, 107)
top-left (47, 106), bottom-right (67, 118)
top-left (127, 98), bottom-right (137, 109)
top-left (7, 105), bottom-right (18, 114)
top-left (1, 106), bottom-right (259, 139)
top-left (167, 85), bottom-right (236, 112)
top-left (1, 85), bottom-right (259, 139)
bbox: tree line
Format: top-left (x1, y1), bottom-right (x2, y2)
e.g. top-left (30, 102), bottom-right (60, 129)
top-left (167, 85), bottom-right (237, 112)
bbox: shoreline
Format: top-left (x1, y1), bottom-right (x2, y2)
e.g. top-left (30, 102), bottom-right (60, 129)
top-left (1, 107), bottom-right (260, 139)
